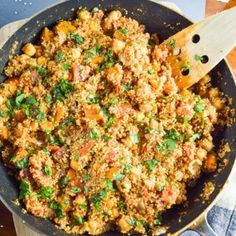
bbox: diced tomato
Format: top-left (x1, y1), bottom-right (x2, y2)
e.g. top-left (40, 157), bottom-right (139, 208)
top-left (49, 145), bottom-right (60, 152)
top-left (78, 140), bottom-right (96, 156)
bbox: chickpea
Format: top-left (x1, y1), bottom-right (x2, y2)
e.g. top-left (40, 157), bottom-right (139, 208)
top-left (22, 43), bottom-right (36, 57)
top-left (212, 97), bottom-right (224, 110)
top-left (139, 103), bottom-right (153, 112)
top-left (196, 147), bottom-right (207, 160)
top-left (112, 39), bottom-right (125, 54)
top-left (118, 216), bottom-right (133, 233)
top-left (108, 10), bottom-right (122, 21)
top-left (209, 88), bottom-right (219, 98)
top-left (77, 10), bottom-right (91, 21)
top-left (200, 138), bottom-right (214, 152)
top-left (200, 75), bottom-right (211, 85)
top-left (37, 56), bottom-right (47, 66)
top-left (136, 111), bottom-right (145, 122)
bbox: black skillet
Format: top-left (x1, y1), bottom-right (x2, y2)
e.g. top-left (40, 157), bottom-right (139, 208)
top-left (0, 0), bottom-right (235, 235)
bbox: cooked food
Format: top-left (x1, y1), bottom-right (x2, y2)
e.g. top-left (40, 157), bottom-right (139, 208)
top-left (0, 8), bottom-right (225, 235)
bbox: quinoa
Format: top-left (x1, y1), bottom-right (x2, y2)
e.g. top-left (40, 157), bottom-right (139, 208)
top-left (0, 8), bottom-right (227, 235)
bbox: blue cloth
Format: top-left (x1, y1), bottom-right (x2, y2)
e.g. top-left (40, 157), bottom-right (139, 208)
top-left (0, 0), bottom-right (206, 27)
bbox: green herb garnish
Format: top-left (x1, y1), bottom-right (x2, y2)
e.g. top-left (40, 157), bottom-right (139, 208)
top-left (89, 130), bottom-right (99, 139)
top-left (194, 99), bottom-right (205, 114)
top-left (53, 79), bottom-right (74, 100)
top-left (144, 159), bottom-right (160, 172)
top-left (42, 166), bottom-right (51, 176)
top-left (55, 51), bottom-right (65, 63)
top-left (49, 201), bottom-right (65, 218)
top-left (194, 54), bottom-right (203, 61)
top-left (189, 133), bottom-right (201, 142)
top-left (36, 66), bottom-right (47, 78)
top-left (68, 31), bottom-right (84, 45)
top-left (91, 190), bottom-right (107, 210)
top-left (59, 176), bottom-right (69, 188)
top-left (19, 180), bottom-right (31, 201)
top-left (39, 186), bottom-right (54, 198)
top-left (169, 38), bottom-right (176, 49)
top-left (120, 27), bottom-right (128, 35)
top-left (16, 157), bottom-right (28, 169)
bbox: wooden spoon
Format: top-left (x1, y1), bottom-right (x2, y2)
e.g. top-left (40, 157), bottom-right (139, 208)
top-left (161, 7), bottom-right (236, 89)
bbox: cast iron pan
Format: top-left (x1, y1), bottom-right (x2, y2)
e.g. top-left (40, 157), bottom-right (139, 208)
top-left (0, 0), bottom-right (235, 235)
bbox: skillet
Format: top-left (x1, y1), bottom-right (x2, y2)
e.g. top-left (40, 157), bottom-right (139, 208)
top-left (0, 0), bottom-right (235, 235)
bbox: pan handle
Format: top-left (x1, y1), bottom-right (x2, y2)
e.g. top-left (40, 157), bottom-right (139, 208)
top-left (180, 213), bottom-right (217, 236)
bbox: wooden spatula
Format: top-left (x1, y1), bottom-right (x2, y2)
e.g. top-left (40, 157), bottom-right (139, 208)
top-left (161, 7), bottom-right (236, 89)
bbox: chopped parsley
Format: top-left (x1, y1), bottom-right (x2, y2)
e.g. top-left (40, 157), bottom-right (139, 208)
top-left (16, 157), bottom-right (28, 169)
top-left (91, 190), bottom-right (107, 210)
top-left (189, 133), bottom-right (201, 142)
top-left (123, 84), bottom-right (132, 91)
top-left (104, 115), bottom-right (114, 128)
top-left (169, 38), bottom-right (176, 49)
top-left (194, 54), bottom-right (203, 61)
top-left (105, 179), bottom-right (115, 192)
top-left (82, 173), bottom-right (91, 182)
top-left (36, 66), bottom-right (47, 78)
top-left (35, 109), bottom-right (45, 122)
top-left (19, 180), bottom-right (31, 201)
top-left (156, 139), bottom-right (176, 156)
top-left (59, 176), bottom-right (69, 188)
top-left (45, 94), bottom-right (52, 104)
top-left (78, 203), bottom-right (87, 209)
top-left (99, 48), bottom-right (117, 70)
top-left (194, 99), bottom-right (205, 114)
top-left (63, 64), bottom-right (71, 71)
top-left (0, 109), bottom-right (8, 118)
top-left (70, 187), bottom-right (81, 194)
top-left (86, 94), bottom-right (101, 104)
top-left (5, 92), bottom-right (37, 118)
top-left (42, 166), bottom-right (51, 176)
top-left (118, 200), bottom-right (126, 213)
top-left (89, 130), bottom-right (99, 139)
top-left (53, 79), bottom-right (74, 101)
top-left (55, 51), bottom-right (65, 63)
top-left (183, 117), bottom-right (189, 125)
top-left (182, 60), bottom-right (190, 71)
top-left (153, 213), bottom-right (162, 226)
top-left (144, 159), bottom-right (160, 172)
top-left (74, 216), bottom-right (84, 225)
top-left (85, 44), bottom-right (103, 62)
top-left (123, 163), bottom-right (133, 176)
top-left (120, 27), bottom-right (128, 35)
top-left (128, 217), bottom-right (137, 226)
top-left (49, 201), bottom-right (65, 218)
top-left (39, 186), bottom-right (54, 198)
top-left (163, 129), bottom-right (184, 142)
top-left (68, 31), bottom-right (84, 45)
top-left (147, 68), bottom-right (154, 75)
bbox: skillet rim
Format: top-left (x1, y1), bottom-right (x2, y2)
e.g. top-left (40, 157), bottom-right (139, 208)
top-left (0, 0), bottom-right (235, 235)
